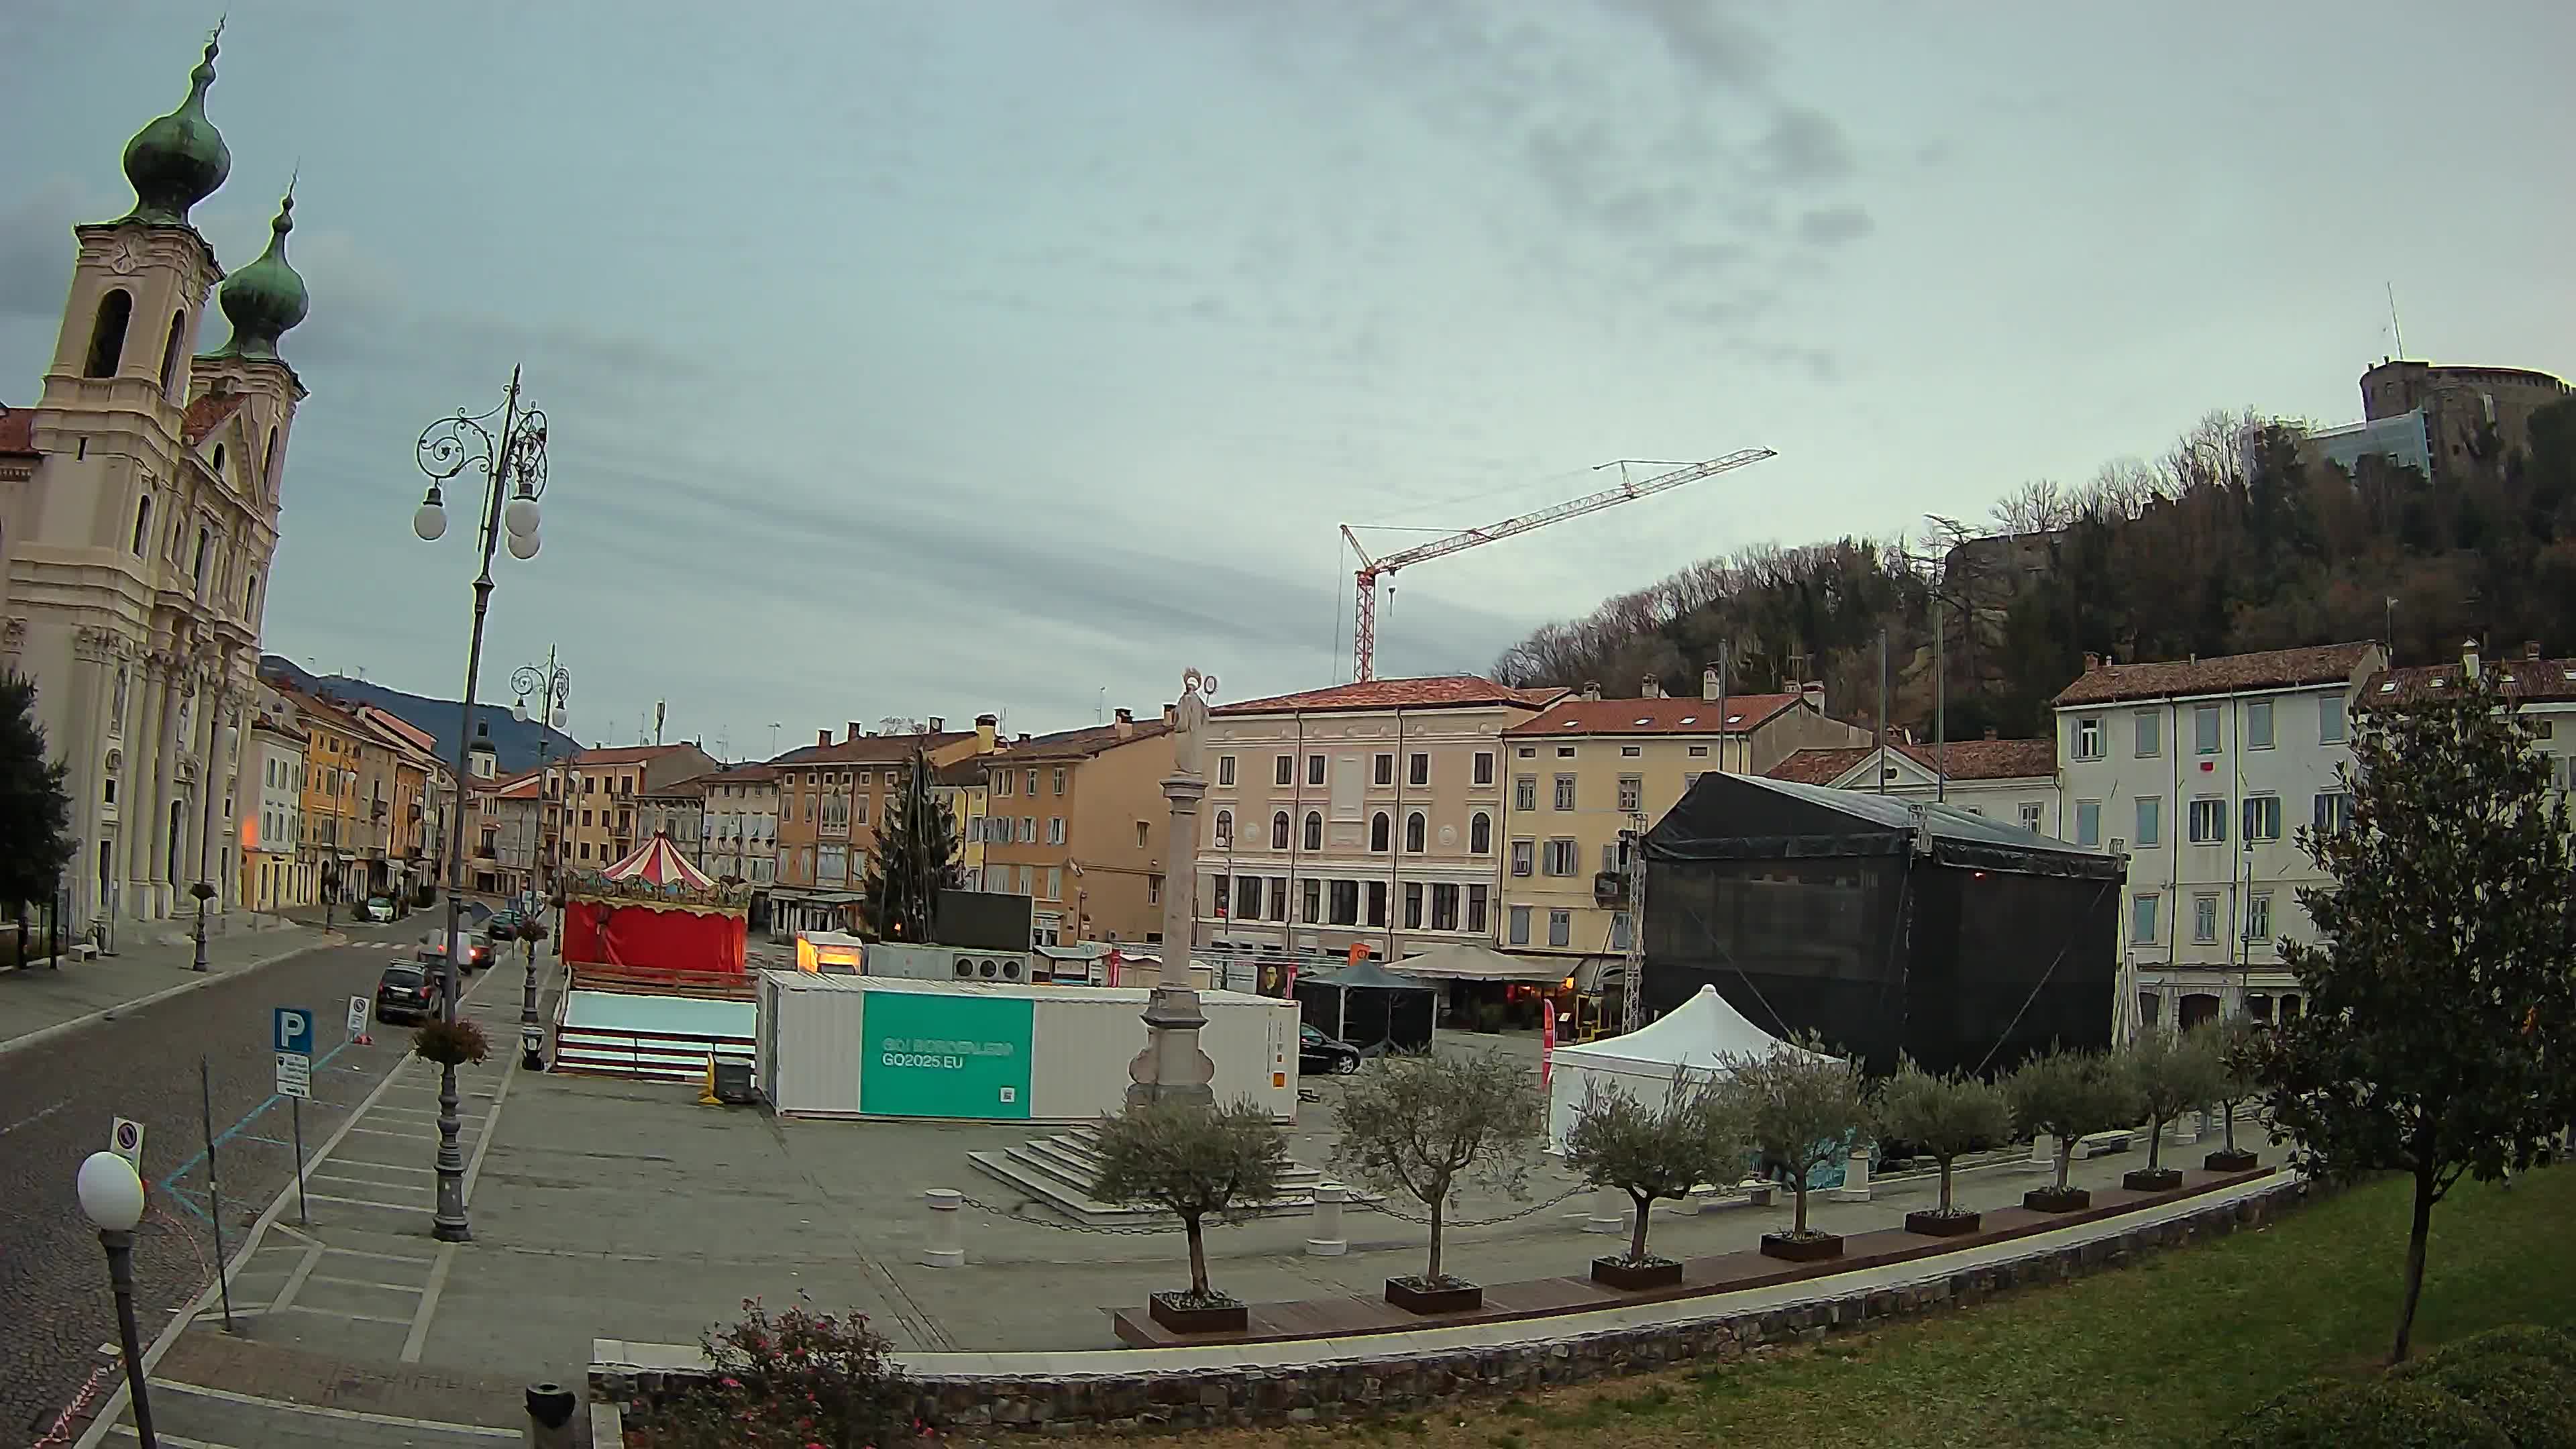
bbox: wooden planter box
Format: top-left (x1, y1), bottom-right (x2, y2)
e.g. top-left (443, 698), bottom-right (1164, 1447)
top-left (2123, 1167), bottom-right (2184, 1192)
top-left (2204, 1148), bottom-right (2260, 1173)
top-left (1147, 1292), bottom-right (1248, 1335)
top-left (1759, 1231), bottom-right (1844, 1263)
top-left (1904, 1209), bottom-right (1981, 1237)
top-left (1590, 1255), bottom-right (1684, 1290)
top-left (2023, 1185), bottom-right (2092, 1213)
top-left (1384, 1277), bottom-right (1482, 1315)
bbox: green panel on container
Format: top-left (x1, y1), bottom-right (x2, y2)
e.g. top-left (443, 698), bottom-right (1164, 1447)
top-left (860, 991), bottom-right (1035, 1118)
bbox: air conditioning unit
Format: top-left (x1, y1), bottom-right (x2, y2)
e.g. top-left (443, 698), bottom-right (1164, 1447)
top-left (978, 958), bottom-right (998, 978)
top-left (952, 956), bottom-right (975, 978)
top-left (1000, 959), bottom-right (1022, 981)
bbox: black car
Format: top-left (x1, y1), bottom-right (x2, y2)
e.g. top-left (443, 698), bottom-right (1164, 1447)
top-left (1299, 1024), bottom-right (1362, 1075)
top-left (374, 963), bottom-right (438, 1024)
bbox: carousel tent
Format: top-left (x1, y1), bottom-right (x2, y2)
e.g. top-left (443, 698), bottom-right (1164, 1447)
top-left (562, 834), bottom-right (749, 977)
top-left (1544, 984), bottom-right (1828, 1149)
top-left (1295, 959), bottom-right (1437, 1054)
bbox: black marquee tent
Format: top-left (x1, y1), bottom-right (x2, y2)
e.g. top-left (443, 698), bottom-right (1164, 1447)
top-left (1642, 771), bottom-right (2122, 1077)
top-left (1294, 959), bottom-right (1438, 1055)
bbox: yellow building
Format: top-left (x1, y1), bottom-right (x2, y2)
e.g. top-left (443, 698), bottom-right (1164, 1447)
top-left (280, 688), bottom-right (366, 906)
top-left (1497, 680), bottom-right (1870, 980)
top-left (550, 743), bottom-right (718, 873)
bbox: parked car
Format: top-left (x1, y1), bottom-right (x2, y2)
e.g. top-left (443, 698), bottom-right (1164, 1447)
top-left (362, 896), bottom-right (397, 923)
top-left (374, 963), bottom-right (437, 1024)
top-left (1299, 1024), bottom-right (1363, 1075)
top-left (417, 930), bottom-right (495, 974)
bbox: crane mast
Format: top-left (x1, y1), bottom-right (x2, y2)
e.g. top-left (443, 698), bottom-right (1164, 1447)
top-left (1342, 449), bottom-right (1776, 682)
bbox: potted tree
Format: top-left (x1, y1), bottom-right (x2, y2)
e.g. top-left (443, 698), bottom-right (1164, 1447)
top-left (1725, 1036), bottom-right (1870, 1263)
top-left (1332, 1051), bottom-right (1542, 1313)
top-left (1089, 1098), bottom-right (1289, 1334)
top-left (2121, 1026), bottom-right (2224, 1191)
top-left (1562, 1067), bottom-right (1748, 1289)
top-left (2005, 1046), bottom-right (2139, 1212)
top-left (2202, 1018), bottom-right (2267, 1173)
top-left (1874, 1057), bottom-right (2013, 1237)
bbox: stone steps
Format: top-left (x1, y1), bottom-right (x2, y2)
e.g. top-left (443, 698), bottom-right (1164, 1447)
top-left (966, 1126), bottom-right (1353, 1226)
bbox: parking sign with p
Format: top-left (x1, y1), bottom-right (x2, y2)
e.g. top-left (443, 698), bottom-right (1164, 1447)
top-left (273, 1007), bottom-right (313, 1057)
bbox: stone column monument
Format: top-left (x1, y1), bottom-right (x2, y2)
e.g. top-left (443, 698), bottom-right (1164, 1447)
top-left (1126, 667), bottom-right (1218, 1110)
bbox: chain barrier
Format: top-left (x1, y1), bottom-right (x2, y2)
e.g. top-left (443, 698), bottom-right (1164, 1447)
top-left (1350, 1184), bottom-right (1586, 1228)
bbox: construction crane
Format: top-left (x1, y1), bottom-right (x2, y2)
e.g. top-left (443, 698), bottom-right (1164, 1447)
top-left (1339, 449), bottom-right (1776, 682)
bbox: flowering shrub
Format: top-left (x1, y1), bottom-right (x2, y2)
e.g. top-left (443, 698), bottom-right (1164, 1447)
top-left (651, 1299), bottom-right (916, 1448)
top-left (411, 1017), bottom-right (490, 1067)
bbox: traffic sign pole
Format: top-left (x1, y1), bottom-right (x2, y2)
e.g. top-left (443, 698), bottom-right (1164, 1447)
top-left (199, 1056), bottom-right (234, 1334)
top-left (292, 1097), bottom-right (307, 1226)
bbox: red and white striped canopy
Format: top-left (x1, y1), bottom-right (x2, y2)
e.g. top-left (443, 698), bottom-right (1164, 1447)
top-left (597, 834), bottom-right (715, 890)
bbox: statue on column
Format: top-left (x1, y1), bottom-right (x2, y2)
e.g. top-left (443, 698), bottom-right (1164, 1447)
top-left (1171, 667), bottom-right (1216, 777)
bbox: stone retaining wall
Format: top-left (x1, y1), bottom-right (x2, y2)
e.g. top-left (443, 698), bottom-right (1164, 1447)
top-left (596, 1177), bottom-right (2316, 1436)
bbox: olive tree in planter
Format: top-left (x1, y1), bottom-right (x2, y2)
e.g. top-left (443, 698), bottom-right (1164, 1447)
top-left (1561, 1067), bottom-right (1748, 1289)
top-left (1089, 1097), bottom-right (1289, 1334)
top-left (1725, 1035), bottom-right (1870, 1263)
top-left (1332, 1049), bottom-right (1543, 1314)
top-left (2202, 1018), bottom-right (2267, 1172)
top-left (2004, 1046), bottom-right (2139, 1212)
top-left (1872, 1057), bottom-right (2013, 1237)
top-left (2121, 1026), bottom-right (2226, 1191)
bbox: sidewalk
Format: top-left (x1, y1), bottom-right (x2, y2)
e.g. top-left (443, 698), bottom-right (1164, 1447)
top-left (0, 918), bottom-right (335, 1055)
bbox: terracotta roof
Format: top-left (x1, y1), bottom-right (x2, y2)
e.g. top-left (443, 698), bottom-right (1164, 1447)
top-left (2050, 643), bottom-right (2379, 707)
top-left (273, 684), bottom-right (364, 736)
top-left (1766, 736), bottom-right (2057, 787)
top-left (767, 731), bottom-right (974, 766)
top-left (180, 392), bottom-right (249, 447)
top-left (936, 757), bottom-right (989, 787)
top-left (1504, 694), bottom-right (1803, 737)
top-left (694, 763), bottom-right (777, 784)
top-left (635, 777), bottom-right (707, 799)
top-left (998, 719), bottom-right (1173, 761)
top-left (355, 704), bottom-right (439, 757)
top-left (2369, 654), bottom-right (2576, 706)
top-left (1214, 676), bottom-right (1565, 716)
top-left (0, 407), bottom-right (34, 456)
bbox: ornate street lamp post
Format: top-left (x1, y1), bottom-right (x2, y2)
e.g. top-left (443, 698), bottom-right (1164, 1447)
top-left (1126, 668), bottom-right (1218, 1109)
top-left (411, 367), bottom-right (549, 1242)
top-left (78, 1150), bottom-right (157, 1448)
top-left (511, 652), bottom-right (570, 1071)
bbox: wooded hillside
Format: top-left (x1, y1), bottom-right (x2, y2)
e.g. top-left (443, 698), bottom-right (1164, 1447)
top-left (1491, 396), bottom-right (2576, 739)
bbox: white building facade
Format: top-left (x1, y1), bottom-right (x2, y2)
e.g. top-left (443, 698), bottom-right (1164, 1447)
top-left (244, 716), bottom-right (305, 911)
top-left (0, 36), bottom-right (309, 936)
top-left (2051, 643), bottom-right (2384, 1035)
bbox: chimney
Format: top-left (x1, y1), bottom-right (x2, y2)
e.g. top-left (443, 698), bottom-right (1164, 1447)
top-left (1702, 665), bottom-right (1721, 702)
top-left (1114, 707), bottom-right (1134, 739)
top-left (1983, 727), bottom-right (1998, 740)
top-left (2463, 638), bottom-right (2481, 678)
top-left (1016, 733), bottom-right (1031, 745)
top-left (848, 720), bottom-right (864, 741)
top-left (2083, 651), bottom-right (2101, 672)
top-left (975, 712), bottom-right (998, 751)
top-left (1162, 703), bottom-right (1177, 727)
top-left (1642, 675), bottom-right (1662, 699)
top-left (817, 729), bottom-right (831, 747)
top-left (1801, 681), bottom-right (1825, 710)
top-left (1582, 680), bottom-right (1602, 702)
top-left (2526, 641), bottom-right (2542, 661)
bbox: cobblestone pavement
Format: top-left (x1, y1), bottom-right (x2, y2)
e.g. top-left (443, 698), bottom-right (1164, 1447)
top-left (0, 913), bottom-right (527, 1444)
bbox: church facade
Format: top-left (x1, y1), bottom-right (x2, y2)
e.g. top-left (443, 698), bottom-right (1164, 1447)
top-left (0, 29), bottom-right (311, 936)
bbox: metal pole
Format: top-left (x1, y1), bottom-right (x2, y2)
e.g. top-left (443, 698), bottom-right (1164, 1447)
top-left (198, 1056), bottom-right (233, 1332)
top-left (1934, 595), bottom-right (1947, 804)
top-left (100, 1229), bottom-right (158, 1448)
top-left (1876, 629), bottom-right (1888, 794)
top-left (291, 1096), bottom-right (307, 1226)
top-left (433, 368), bottom-right (523, 1244)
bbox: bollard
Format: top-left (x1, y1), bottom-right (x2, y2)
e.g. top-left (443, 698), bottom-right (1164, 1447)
top-left (1829, 1144), bottom-right (1873, 1202)
top-left (524, 1382), bottom-right (579, 1448)
top-left (2169, 1111), bottom-right (2200, 1146)
top-left (921, 1188), bottom-right (965, 1268)
top-left (2029, 1132), bottom-right (2056, 1169)
top-left (1582, 1185), bottom-right (1626, 1234)
top-left (1305, 1182), bottom-right (1349, 1256)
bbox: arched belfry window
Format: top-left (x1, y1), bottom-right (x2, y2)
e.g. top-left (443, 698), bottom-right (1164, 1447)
top-left (85, 290), bottom-right (133, 378)
top-left (158, 310), bottom-right (186, 396)
top-left (262, 429), bottom-right (278, 494)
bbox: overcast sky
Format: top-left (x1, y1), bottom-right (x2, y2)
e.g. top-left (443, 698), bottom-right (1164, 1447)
top-left (5, 1), bottom-right (2571, 755)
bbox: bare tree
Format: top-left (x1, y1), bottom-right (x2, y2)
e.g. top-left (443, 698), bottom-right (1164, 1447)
top-left (1091, 1099), bottom-right (1289, 1306)
top-left (1332, 1051), bottom-right (1543, 1287)
top-left (1561, 1069), bottom-right (1749, 1266)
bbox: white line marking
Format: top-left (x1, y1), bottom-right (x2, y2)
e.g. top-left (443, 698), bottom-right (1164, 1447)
top-left (320, 1244), bottom-right (436, 1266)
top-left (270, 1301), bottom-right (416, 1326)
top-left (460, 1046), bottom-right (522, 1208)
top-left (153, 1380), bottom-right (521, 1437)
top-left (402, 1242), bottom-right (458, 1362)
top-left (308, 1158), bottom-right (436, 1175)
top-left (0, 1098), bottom-right (70, 1136)
top-left (109, 1426), bottom-right (240, 1448)
top-left (305, 1191), bottom-right (427, 1212)
top-left (307, 1272), bottom-right (427, 1294)
top-left (309, 1170), bottom-right (429, 1190)
top-left (268, 1244), bottom-right (323, 1313)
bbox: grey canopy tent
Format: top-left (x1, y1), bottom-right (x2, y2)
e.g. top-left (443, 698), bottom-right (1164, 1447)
top-left (1294, 959), bottom-right (1438, 1054)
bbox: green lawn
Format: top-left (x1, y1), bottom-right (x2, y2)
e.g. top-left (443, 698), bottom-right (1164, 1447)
top-left (1181, 1167), bottom-right (2576, 1449)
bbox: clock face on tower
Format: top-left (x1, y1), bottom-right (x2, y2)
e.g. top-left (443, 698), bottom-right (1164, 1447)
top-left (109, 237), bottom-right (142, 276)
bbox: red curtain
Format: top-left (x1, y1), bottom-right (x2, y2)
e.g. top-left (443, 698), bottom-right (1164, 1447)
top-left (563, 900), bottom-right (746, 975)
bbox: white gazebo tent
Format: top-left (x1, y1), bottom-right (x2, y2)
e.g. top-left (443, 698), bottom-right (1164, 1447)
top-left (1544, 984), bottom-right (1832, 1150)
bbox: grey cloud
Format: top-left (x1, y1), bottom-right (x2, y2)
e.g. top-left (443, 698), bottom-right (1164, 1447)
top-left (0, 178), bottom-right (117, 322)
top-left (1600, 0), bottom-right (1777, 90)
top-left (1757, 105), bottom-right (1856, 184)
top-left (1796, 205), bottom-right (1875, 248)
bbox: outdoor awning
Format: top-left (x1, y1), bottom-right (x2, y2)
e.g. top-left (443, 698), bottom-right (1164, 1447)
top-left (1390, 942), bottom-right (1572, 983)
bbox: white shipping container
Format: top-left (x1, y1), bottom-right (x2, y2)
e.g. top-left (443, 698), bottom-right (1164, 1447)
top-left (757, 971), bottom-right (1298, 1122)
